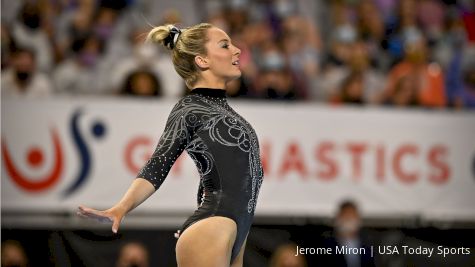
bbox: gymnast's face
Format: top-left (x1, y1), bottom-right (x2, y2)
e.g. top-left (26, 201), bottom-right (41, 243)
top-left (198, 27), bottom-right (242, 83)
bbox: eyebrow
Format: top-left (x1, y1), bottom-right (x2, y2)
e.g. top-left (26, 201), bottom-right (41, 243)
top-left (218, 38), bottom-right (230, 43)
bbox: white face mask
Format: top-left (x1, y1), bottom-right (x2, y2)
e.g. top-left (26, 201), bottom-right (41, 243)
top-left (336, 218), bottom-right (361, 236)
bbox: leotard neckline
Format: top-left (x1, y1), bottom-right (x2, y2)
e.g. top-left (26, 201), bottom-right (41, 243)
top-left (190, 88), bottom-right (226, 98)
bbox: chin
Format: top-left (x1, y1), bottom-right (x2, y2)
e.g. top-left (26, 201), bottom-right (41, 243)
top-left (224, 73), bottom-right (241, 82)
top-left (221, 69), bottom-right (242, 83)
top-left (232, 69), bottom-right (242, 78)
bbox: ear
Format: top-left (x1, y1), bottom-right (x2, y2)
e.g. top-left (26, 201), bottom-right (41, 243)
top-left (194, 55), bottom-right (209, 69)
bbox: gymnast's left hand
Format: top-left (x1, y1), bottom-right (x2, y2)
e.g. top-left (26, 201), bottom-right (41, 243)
top-left (77, 205), bottom-right (125, 234)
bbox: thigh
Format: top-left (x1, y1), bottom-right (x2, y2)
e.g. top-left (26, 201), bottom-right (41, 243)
top-left (176, 216), bottom-right (237, 267)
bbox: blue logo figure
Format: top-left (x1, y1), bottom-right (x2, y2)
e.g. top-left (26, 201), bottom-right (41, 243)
top-left (62, 109), bottom-right (107, 197)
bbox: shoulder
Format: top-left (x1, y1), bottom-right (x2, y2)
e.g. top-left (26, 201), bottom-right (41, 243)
top-left (167, 95), bottom-right (206, 120)
top-left (172, 94), bottom-right (209, 111)
top-left (165, 95), bottom-right (209, 129)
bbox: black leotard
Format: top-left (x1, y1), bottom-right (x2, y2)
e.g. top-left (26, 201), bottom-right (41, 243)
top-left (137, 88), bottom-right (264, 263)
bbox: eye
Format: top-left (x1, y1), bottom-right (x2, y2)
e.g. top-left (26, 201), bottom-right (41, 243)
top-left (222, 43), bottom-right (229, 49)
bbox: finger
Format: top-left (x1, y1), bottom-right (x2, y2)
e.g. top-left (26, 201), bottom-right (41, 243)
top-left (78, 205), bottom-right (100, 215)
top-left (77, 208), bottom-right (112, 223)
top-left (76, 211), bottom-right (88, 218)
top-left (78, 205), bottom-right (89, 212)
top-left (78, 206), bottom-right (105, 218)
top-left (112, 217), bottom-right (121, 234)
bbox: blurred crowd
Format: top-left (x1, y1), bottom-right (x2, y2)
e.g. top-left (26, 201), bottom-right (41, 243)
top-left (1, 0), bottom-right (475, 108)
top-left (3, 199), bottom-right (473, 266)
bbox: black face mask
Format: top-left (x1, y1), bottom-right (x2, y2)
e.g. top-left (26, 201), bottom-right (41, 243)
top-left (15, 71), bottom-right (31, 83)
top-left (22, 14), bottom-right (41, 29)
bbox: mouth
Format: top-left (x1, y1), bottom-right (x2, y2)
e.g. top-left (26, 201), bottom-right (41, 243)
top-left (232, 60), bottom-right (240, 66)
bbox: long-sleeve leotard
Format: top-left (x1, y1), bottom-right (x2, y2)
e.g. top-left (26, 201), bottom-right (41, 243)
top-left (136, 88), bottom-right (264, 263)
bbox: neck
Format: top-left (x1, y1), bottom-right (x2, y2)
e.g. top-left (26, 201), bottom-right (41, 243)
top-left (193, 73), bottom-right (227, 90)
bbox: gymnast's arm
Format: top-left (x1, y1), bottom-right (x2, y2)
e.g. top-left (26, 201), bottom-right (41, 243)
top-left (77, 179), bottom-right (155, 233)
top-left (77, 101), bottom-right (193, 233)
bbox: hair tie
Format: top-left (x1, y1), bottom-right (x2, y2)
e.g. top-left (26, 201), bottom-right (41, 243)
top-left (164, 26), bottom-right (182, 50)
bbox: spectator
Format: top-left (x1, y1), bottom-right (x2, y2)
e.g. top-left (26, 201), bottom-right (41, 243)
top-left (115, 242), bottom-right (149, 267)
top-left (432, 5), bottom-right (466, 72)
top-left (269, 243), bottom-right (307, 267)
top-left (355, 0), bottom-right (387, 70)
top-left (120, 69), bottom-right (162, 97)
top-left (319, 12), bottom-right (358, 101)
top-left (321, 200), bottom-right (375, 267)
top-left (323, 42), bottom-right (385, 104)
top-left (255, 43), bottom-right (297, 100)
top-left (1, 240), bottom-right (29, 267)
top-left (334, 72), bottom-right (365, 105)
top-left (380, 37), bottom-right (446, 107)
top-left (281, 15), bottom-right (321, 100)
top-left (1, 47), bottom-right (52, 98)
top-left (11, 1), bottom-right (54, 73)
top-left (53, 33), bottom-right (110, 95)
top-left (224, 1), bottom-right (250, 35)
top-left (0, 0), bottom-right (471, 108)
top-left (357, 0), bottom-right (385, 44)
top-left (54, 1), bottom-right (95, 62)
top-left (416, 0), bottom-right (446, 44)
top-left (389, 75), bottom-right (419, 106)
top-left (93, 6), bottom-right (121, 42)
top-left (384, 0), bottom-right (424, 66)
top-left (108, 27), bottom-right (183, 97)
top-left (449, 50), bottom-right (475, 108)
top-left (436, 9), bottom-right (474, 108)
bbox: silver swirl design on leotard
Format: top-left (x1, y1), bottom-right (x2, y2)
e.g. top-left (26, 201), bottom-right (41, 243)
top-left (186, 137), bottom-right (214, 176)
top-left (203, 115), bottom-right (251, 152)
top-left (194, 95), bottom-right (264, 214)
top-left (151, 98), bottom-right (210, 157)
top-left (144, 94), bottom-right (263, 214)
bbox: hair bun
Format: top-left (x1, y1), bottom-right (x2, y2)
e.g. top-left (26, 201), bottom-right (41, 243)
top-left (164, 26), bottom-right (182, 50)
top-left (146, 24), bottom-right (181, 50)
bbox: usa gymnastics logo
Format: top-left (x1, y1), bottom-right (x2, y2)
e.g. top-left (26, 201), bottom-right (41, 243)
top-left (2, 109), bottom-right (106, 197)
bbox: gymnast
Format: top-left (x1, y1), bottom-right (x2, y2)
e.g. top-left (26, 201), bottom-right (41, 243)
top-left (78, 23), bottom-right (264, 267)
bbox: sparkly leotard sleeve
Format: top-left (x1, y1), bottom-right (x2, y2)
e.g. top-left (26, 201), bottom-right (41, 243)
top-left (136, 88), bottom-right (264, 263)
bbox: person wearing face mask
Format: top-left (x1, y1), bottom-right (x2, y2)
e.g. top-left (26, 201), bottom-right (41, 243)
top-left (1, 47), bottom-right (52, 98)
top-left (320, 200), bottom-right (375, 267)
top-left (11, 2), bottom-right (53, 73)
top-left (379, 36), bottom-right (446, 108)
top-left (53, 33), bottom-right (111, 95)
top-left (255, 44), bottom-right (297, 100)
top-left (77, 23), bottom-right (264, 267)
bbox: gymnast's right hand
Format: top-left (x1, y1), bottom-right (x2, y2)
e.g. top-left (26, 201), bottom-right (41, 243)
top-left (77, 179), bottom-right (156, 234)
top-left (77, 205), bottom-right (125, 234)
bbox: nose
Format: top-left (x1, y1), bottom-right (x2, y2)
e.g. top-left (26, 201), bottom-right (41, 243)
top-left (233, 45), bottom-right (241, 56)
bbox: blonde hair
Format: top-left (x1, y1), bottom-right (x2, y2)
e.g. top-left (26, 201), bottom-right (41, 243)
top-left (146, 23), bottom-right (213, 88)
